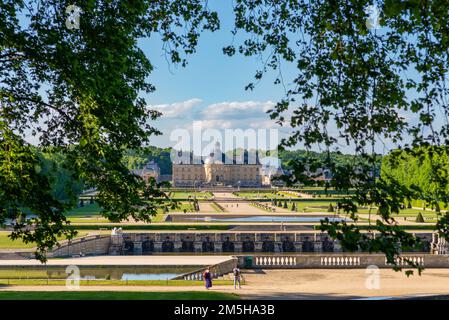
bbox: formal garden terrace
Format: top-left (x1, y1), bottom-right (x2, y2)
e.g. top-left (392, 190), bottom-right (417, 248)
top-left (69, 189), bottom-right (442, 226)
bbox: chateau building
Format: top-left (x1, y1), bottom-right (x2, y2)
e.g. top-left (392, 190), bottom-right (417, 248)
top-left (131, 160), bottom-right (160, 183)
top-left (172, 142), bottom-right (262, 187)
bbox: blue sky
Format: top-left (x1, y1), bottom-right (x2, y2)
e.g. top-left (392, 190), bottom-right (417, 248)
top-left (138, 1), bottom-right (295, 151)
top-left (21, 2), bottom-right (434, 156)
top-left (137, 2), bottom-right (418, 155)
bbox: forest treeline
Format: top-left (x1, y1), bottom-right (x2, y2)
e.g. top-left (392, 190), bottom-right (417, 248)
top-left (381, 148), bottom-right (449, 207)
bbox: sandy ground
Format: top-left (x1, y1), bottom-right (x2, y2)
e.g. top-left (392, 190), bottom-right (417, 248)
top-left (197, 203), bottom-right (216, 213)
top-left (238, 268), bottom-right (449, 299)
top-left (213, 192), bottom-right (240, 199)
top-left (2, 268), bottom-right (449, 299)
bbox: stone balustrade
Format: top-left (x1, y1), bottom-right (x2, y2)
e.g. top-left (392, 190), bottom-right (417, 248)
top-left (385, 256), bottom-right (425, 266)
top-left (238, 253), bottom-right (449, 269)
top-left (321, 256), bottom-right (361, 266)
top-left (254, 256), bottom-right (297, 267)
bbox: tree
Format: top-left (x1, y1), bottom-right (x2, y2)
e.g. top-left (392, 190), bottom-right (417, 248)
top-left (223, 0), bottom-right (449, 275)
top-left (3, 1), bottom-right (449, 274)
top-left (1, 0), bottom-right (218, 260)
top-left (328, 204), bottom-right (334, 213)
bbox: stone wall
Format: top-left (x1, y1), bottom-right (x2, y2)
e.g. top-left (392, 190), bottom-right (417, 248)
top-left (173, 257), bottom-right (238, 280)
top-left (50, 231), bottom-right (434, 257)
top-left (50, 235), bottom-right (111, 258)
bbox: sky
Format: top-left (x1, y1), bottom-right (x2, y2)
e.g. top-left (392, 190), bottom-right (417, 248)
top-left (137, 2), bottom-right (417, 156)
top-left (137, 1), bottom-right (296, 154)
top-left (20, 1), bottom-right (436, 157)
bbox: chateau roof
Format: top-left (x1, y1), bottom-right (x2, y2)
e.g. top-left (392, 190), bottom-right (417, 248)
top-left (174, 141), bottom-right (261, 165)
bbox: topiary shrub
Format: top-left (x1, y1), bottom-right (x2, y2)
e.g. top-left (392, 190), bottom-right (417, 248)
top-left (415, 212), bottom-right (425, 223)
top-left (327, 203), bottom-right (334, 212)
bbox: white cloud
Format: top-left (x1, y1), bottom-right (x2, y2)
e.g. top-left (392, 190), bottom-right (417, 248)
top-left (149, 98), bottom-right (202, 118)
top-left (201, 101), bottom-right (275, 120)
top-left (198, 120), bottom-right (234, 129)
top-left (249, 119), bottom-right (280, 129)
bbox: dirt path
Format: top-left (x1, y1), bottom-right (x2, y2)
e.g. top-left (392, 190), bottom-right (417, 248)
top-left (197, 203), bottom-right (216, 213)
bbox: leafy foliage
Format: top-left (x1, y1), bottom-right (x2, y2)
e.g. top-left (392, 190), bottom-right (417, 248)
top-left (2, 0), bottom-right (449, 273)
top-left (224, 0), bottom-right (449, 274)
top-left (1, 0), bottom-right (218, 260)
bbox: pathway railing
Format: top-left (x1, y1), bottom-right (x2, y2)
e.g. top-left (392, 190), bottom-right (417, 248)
top-left (173, 257), bottom-right (237, 280)
top-left (321, 256), bottom-right (361, 266)
top-left (254, 256), bottom-right (297, 267)
top-left (239, 253), bottom-right (445, 268)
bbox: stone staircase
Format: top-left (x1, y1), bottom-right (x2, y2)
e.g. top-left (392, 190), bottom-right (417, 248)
top-left (173, 257), bottom-right (237, 280)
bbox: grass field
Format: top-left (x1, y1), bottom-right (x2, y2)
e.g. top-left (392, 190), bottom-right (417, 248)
top-left (0, 291), bottom-right (240, 300)
top-left (66, 203), bottom-right (102, 217)
top-left (0, 232), bottom-right (89, 249)
top-left (0, 279), bottom-right (234, 286)
top-left (68, 225), bottom-right (231, 231)
top-left (234, 191), bottom-right (339, 200)
top-left (165, 192), bottom-right (213, 200)
top-left (66, 202), bottom-right (196, 224)
top-left (268, 200), bottom-right (338, 212)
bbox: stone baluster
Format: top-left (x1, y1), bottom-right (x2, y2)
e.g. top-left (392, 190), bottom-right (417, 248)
top-left (194, 241), bottom-right (202, 252)
top-left (234, 241), bottom-right (243, 252)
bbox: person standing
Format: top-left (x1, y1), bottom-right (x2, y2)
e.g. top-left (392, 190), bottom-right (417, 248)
top-left (203, 268), bottom-right (212, 289)
top-left (233, 266), bottom-right (241, 289)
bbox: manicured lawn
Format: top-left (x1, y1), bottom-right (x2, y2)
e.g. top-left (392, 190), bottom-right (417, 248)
top-left (0, 279), bottom-right (234, 286)
top-left (66, 202), bottom-right (196, 224)
top-left (65, 203), bottom-right (102, 217)
top-left (0, 291), bottom-right (240, 300)
top-left (68, 217), bottom-right (110, 223)
top-left (170, 203), bottom-right (195, 213)
top-left (69, 225), bottom-right (231, 231)
top-left (314, 225), bottom-right (436, 231)
top-left (0, 232), bottom-right (35, 249)
top-left (166, 192), bottom-right (213, 200)
top-left (0, 232), bottom-right (89, 249)
top-left (411, 199), bottom-right (449, 211)
top-left (269, 200), bottom-right (338, 212)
